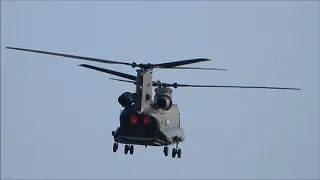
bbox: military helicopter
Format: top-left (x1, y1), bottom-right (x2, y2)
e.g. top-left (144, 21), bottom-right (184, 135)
top-left (6, 47), bottom-right (301, 159)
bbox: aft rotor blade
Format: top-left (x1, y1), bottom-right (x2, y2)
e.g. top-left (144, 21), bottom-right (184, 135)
top-left (6, 47), bottom-right (132, 66)
top-left (153, 58), bottom-right (211, 68)
top-left (109, 78), bottom-right (136, 84)
top-left (174, 84), bottom-right (301, 90)
top-left (79, 64), bottom-right (136, 81)
top-left (159, 67), bottom-right (227, 71)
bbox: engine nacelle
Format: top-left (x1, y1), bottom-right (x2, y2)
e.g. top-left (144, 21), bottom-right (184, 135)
top-left (118, 92), bottom-right (134, 108)
top-left (157, 95), bottom-right (172, 110)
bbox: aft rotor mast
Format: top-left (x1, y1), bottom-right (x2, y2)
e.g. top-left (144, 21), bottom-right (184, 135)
top-left (135, 68), bottom-right (153, 112)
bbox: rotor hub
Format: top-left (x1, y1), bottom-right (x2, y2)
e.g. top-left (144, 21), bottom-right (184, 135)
top-left (131, 63), bottom-right (154, 70)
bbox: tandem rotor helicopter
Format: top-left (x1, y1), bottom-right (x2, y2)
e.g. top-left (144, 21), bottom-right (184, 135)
top-left (6, 47), bottom-right (301, 159)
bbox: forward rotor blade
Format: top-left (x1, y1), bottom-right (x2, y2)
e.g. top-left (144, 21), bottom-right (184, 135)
top-left (79, 64), bottom-right (136, 81)
top-left (6, 47), bottom-right (132, 66)
top-left (159, 67), bottom-right (227, 71)
top-left (153, 58), bottom-right (211, 68)
top-left (173, 84), bottom-right (301, 90)
top-left (109, 78), bottom-right (136, 84)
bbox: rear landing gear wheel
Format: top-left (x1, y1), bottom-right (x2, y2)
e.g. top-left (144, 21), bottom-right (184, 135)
top-left (172, 148), bottom-right (177, 158)
top-left (163, 146), bottom-right (169, 156)
top-left (171, 143), bottom-right (182, 159)
top-left (129, 145), bottom-right (134, 155)
top-left (124, 145), bottom-right (129, 154)
top-left (113, 143), bottom-right (118, 153)
top-left (177, 148), bottom-right (182, 158)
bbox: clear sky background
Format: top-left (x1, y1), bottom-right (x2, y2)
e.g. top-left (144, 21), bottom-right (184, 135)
top-left (1, 1), bottom-right (319, 179)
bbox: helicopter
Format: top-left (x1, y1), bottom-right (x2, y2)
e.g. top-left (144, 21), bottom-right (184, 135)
top-left (6, 46), bottom-right (301, 159)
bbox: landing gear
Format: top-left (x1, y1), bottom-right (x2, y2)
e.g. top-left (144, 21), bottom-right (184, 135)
top-left (113, 143), bottom-right (134, 155)
top-left (124, 144), bottom-right (134, 155)
top-left (124, 145), bottom-right (129, 154)
top-left (113, 142), bottom-right (118, 153)
top-left (177, 148), bottom-right (182, 158)
top-left (172, 148), bottom-right (177, 158)
top-left (171, 143), bottom-right (182, 158)
top-left (129, 145), bottom-right (134, 155)
top-left (163, 146), bottom-right (169, 156)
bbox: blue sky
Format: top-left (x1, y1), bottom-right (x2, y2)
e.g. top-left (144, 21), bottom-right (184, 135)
top-left (1, 1), bottom-right (319, 179)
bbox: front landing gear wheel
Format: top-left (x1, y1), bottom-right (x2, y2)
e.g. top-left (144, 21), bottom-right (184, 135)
top-left (113, 143), bottom-right (118, 153)
top-left (124, 145), bottom-right (129, 154)
top-left (129, 145), bottom-right (134, 155)
top-left (163, 146), bottom-right (169, 156)
top-left (172, 148), bottom-right (177, 158)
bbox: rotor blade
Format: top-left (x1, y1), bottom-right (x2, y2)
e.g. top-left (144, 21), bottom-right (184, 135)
top-left (109, 78), bottom-right (136, 84)
top-left (173, 84), bottom-right (301, 90)
top-left (79, 64), bottom-right (136, 81)
top-left (159, 67), bottom-right (227, 71)
top-left (153, 58), bottom-right (211, 68)
top-left (6, 47), bottom-right (132, 66)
